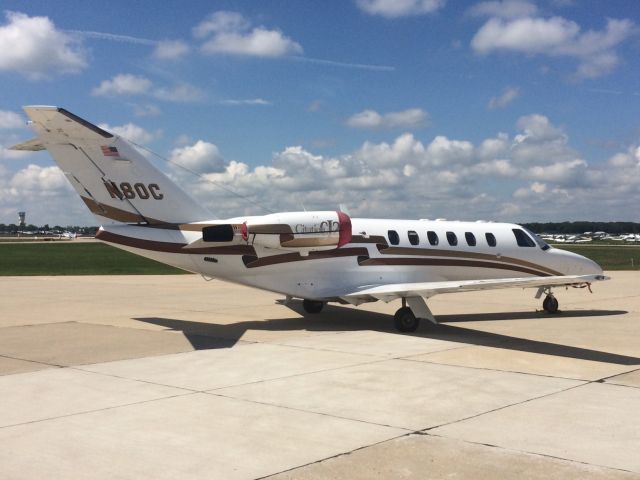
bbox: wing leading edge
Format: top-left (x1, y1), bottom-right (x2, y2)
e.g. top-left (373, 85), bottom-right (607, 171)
top-left (341, 274), bottom-right (609, 303)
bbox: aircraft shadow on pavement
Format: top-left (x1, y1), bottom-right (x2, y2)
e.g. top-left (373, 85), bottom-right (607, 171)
top-left (133, 302), bottom-right (639, 366)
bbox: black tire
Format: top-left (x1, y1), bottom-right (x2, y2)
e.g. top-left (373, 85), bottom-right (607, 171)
top-left (543, 295), bottom-right (559, 313)
top-left (394, 307), bottom-right (420, 333)
top-left (302, 299), bottom-right (324, 314)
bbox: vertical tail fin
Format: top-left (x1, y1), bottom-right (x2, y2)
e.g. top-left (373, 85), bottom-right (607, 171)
top-left (14, 106), bottom-right (211, 225)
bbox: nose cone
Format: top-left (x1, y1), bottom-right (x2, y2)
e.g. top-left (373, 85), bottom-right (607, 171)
top-left (549, 248), bottom-right (603, 276)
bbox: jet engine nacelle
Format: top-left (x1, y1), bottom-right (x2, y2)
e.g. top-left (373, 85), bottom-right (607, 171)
top-left (246, 211), bottom-right (352, 252)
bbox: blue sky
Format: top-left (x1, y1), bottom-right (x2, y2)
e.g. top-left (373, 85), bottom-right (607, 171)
top-left (0, 0), bottom-right (639, 225)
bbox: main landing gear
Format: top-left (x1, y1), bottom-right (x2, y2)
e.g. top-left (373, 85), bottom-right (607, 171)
top-left (393, 297), bottom-right (437, 333)
top-left (394, 307), bottom-right (420, 332)
top-left (542, 294), bottom-right (559, 313)
top-left (536, 286), bottom-right (560, 314)
top-left (302, 299), bottom-right (324, 314)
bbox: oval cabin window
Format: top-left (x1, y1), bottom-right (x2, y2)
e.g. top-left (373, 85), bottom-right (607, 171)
top-left (446, 231), bottom-right (458, 246)
top-left (485, 232), bottom-right (497, 247)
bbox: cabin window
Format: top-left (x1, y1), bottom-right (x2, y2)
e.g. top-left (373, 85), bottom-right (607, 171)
top-left (202, 225), bottom-right (234, 242)
top-left (512, 228), bottom-right (536, 247)
top-left (427, 231), bottom-right (439, 246)
top-left (388, 230), bottom-right (400, 245)
top-left (446, 231), bottom-right (458, 246)
top-left (485, 232), bottom-right (497, 247)
top-left (408, 231), bottom-right (419, 245)
top-left (465, 232), bottom-right (476, 246)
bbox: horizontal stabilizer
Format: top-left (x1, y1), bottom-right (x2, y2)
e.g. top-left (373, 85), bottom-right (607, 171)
top-left (10, 138), bottom-right (45, 151)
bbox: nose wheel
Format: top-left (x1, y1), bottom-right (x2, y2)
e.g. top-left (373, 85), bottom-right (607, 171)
top-left (542, 294), bottom-right (559, 314)
top-left (302, 299), bottom-right (324, 314)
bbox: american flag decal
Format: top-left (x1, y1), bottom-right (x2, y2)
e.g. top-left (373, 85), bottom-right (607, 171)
top-left (101, 145), bottom-right (119, 157)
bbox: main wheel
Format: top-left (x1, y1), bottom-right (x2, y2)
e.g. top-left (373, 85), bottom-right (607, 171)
top-left (394, 307), bottom-right (420, 333)
top-left (542, 295), bottom-right (559, 313)
top-left (302, 299), bottom-right (324, 314)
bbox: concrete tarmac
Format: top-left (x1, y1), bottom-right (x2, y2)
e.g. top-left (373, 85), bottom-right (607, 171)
top-left (0, 272), bottom-right (639, 479)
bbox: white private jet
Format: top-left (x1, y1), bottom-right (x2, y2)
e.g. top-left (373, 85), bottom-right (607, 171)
top-left (12, 106), bottom-right (608, 332)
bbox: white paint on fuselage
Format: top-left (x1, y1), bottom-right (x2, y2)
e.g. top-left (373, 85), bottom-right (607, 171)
top-left (100, 217), bottom-right (602, 301)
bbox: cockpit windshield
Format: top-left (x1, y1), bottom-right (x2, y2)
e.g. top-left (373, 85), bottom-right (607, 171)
top-left (524, 227), bottom-right (551, 250)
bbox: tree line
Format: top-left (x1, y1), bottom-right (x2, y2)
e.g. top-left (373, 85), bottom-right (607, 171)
top-left (0, 224), bottom-right (99, 235)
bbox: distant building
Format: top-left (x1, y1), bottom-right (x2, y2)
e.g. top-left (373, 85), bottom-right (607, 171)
top-left (18, 211), bottom-right (26, 228)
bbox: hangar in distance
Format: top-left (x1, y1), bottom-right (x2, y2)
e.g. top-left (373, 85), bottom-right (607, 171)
top-left (12, 106), bottom-right (608, 332)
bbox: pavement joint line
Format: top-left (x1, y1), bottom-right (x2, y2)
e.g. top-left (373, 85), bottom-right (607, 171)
top-left (204, 356), bottom-right (392, 392)
top-left (206, 389), bottom-right (414, 432)
top-left (265, 338), bottom-right (471, 358)
top-left (418, 371), bottom-right (636, 437)
top-left (69, 365), bottom-right (203, 393)
top-left (593, 365), bottom-right (640, 384)
top-left (74, 350), bottom-right (388, 394)
top-left (254, 431), bottom-right (416, 480)
top-left (394, 356), bottom-right (637, 383)
top-left (0, 353), bottom-right (65, 369)
top-left (420, 380), bottom-right (588, 434)
top-left (424, 431), bottom-right (640, 476)
top-left (0, 391), bottom-right (196, 431)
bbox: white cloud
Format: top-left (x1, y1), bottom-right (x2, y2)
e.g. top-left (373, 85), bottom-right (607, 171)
top-left (165, 113), bottom-right (640, 222)
top-left (153, 83), bottom-right (204, 102)
top-left (488, 86), bottom-right (520, 109)
top-left (0, 11), bottom-right (87, 80)
top-left (0, 111), bottom-right (25, 129)
top-left (93, 74), bottom-right (204, 103)
top-left (356, 0), bottom-right (446, 18)
top-left (153, 40), bottom-right (190, 60)
top-left (220, 98), bottom-right (272, 106)
top-left (97, 123), bottom-right (159, 145)
top-left (192, 11), bottom-right (249, 39)
top-left (5, 113), bottom-right (640, 225)
top-left (0, 146), bottom-right (31, 161)
top-left (169, 140), bottom-right (226, 174)
top-left (9, 164), bottom-right (68, 192)
top-left (471, 16), bottom-right (635, 79)
top-left (195, 11), bottom-right (302, 57)
top-left (0, 163), bottom-right (92, 226)
top-left (92, 74), bottom-right (153, 96)
top-left (132, 104), bottom-right (161, 117)
top-left (515, 114), bottom-right (565, 143)
top-left (468, 0), bottom-right (537, 19)
top-left (347, 108), bottom-right (429, 129)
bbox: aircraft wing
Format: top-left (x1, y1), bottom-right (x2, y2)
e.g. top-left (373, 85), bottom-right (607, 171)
top-left (341, 274), bottom-right (608, 303)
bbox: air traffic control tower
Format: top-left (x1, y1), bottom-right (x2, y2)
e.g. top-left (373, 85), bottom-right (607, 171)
top-left (18, 211), bottom-right (25, 228)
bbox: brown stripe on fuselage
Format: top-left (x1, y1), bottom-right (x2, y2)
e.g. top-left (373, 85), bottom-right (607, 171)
top-left (358, 257), bottom-right (553, 277)
top-left (242, 247), bottom-right (370, 268)
top-left (351, 235), bottom-right (388, 245)
top-left (376, 245), bottom-right (562, 276)
top-left (96, 230), bottom-right (256, 256)
top-left (96, 228), bottom-right (559, 277)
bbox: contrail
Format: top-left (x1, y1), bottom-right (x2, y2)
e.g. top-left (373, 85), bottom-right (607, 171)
top-left (66, 30), bottom-right (158, 46)
top-left (66, 30), bottom-right (395, 72)
top-left (289, 56), bottom-right (395, 72)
